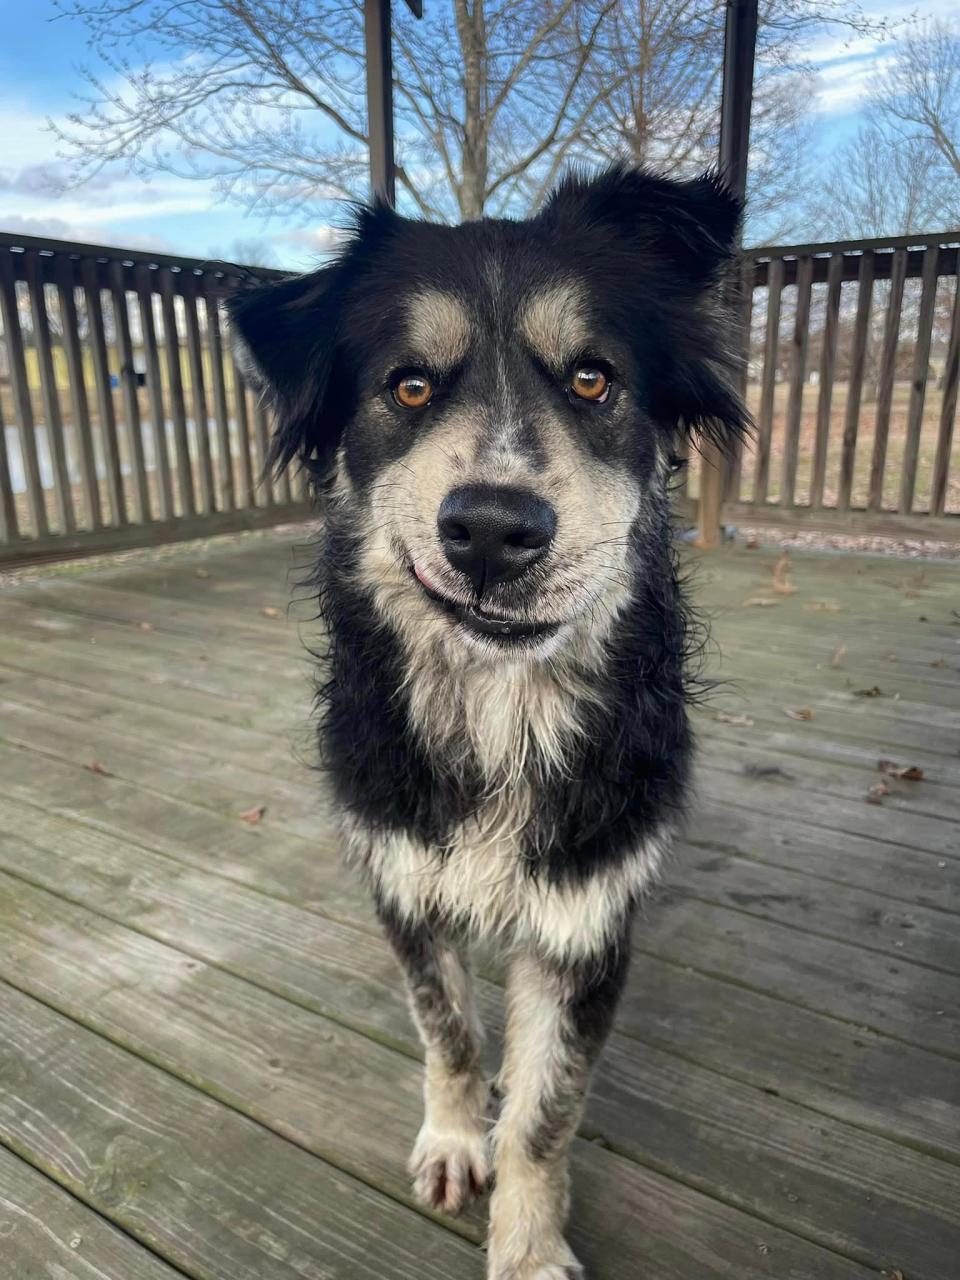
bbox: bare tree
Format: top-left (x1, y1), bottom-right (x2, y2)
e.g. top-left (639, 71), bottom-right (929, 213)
top-left (810, 120), bottom-right (960, 240)
top-left (807, 18), bottom-right (960, 240)
top-left (51, 0), bottom-right (614, 223)
top-left (873, 18), bottom-right (960, 184)
top-left (51, 0), bottom-right (885, 234)
top-left (565, 0), bottom-right (824, 239)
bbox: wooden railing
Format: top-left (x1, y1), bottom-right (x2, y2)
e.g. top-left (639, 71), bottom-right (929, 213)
top-left (2, 228), bottom-right (959, 564)
top-left (692, 229), bottom-right (960, 542)
top-left (0, 232), bottom-right (308, 565)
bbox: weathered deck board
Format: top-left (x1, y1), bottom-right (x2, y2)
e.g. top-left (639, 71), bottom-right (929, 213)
top-left (0, 1145), bottom-right (185, 1280)
top-left (2, 853), bottom-right (956, 1278)
top-left (3, 775), bottom-right (959, 1162)
top-left (1, 531), bottom-right (958, 1280)
top-left (4, 714), bottom-right (958, 1057)
top-left (0, 983), bottom-right (482, 1280)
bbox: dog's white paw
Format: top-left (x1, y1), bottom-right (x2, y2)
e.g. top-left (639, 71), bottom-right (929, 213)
top-left (487, 1237), bottom-right (583, 1279)
top-left (409, 1123), bottom-right (489, 1214)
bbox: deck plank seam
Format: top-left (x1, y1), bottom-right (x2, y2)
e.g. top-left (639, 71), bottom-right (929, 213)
top-left (629, 942), bottom-right (960, 1065)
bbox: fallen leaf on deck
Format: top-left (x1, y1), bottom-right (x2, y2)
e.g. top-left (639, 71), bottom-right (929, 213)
top-left (138, 621), bottom-right (154, 631)
top-left (866, 782), bottom-right (890, 805)
top-left (931, 657), bottom-right (946, 668)
top-left (805, 600), bottom-right (841, 612)
top-left (830, 643), bottom-right (847, 668)
top-left (195, 568), bottom-right (210, 579)
top-left (882, 1269), bottom-right (905, 1279)
top-left (770, 552), bottom-right (796, 595)
top-left (743, 596), bottom-right (779, 607)
top-left (85, 760), bottom-right (114, 777)
top-left (261, 606), bottom-right (282, 619)
top-left (853, 685), bottom-right (883, 698)
top-left (878, 760), bottom-right (924, 781)
top-left (239, 804), bottom-right (266, 824)
top-left (715, 711), bottom-right (755, 726)
top-left (784, 706), bottom-right (814, 721)
top-left (886, 653), bottom-right (898, 662)
top-left (744, 763), bottom-right (793, 780)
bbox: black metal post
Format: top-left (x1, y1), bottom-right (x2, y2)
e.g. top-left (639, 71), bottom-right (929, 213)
top-left (698, 0), bottom-right (758, 547)
top-left (718, 0), bottom-right (759, 213)
top-left (364, 0), bottom-right (396, 205)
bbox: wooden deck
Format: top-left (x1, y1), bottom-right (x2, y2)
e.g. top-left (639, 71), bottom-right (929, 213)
top-left (0, 530), bottom-right (958, 1280)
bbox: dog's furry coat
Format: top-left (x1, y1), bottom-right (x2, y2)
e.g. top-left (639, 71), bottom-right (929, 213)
top-left (229, 166), bottom-right (747, 1279)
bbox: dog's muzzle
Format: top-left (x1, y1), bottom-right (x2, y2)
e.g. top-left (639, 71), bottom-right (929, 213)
top-left (437, 485), bottom-right (556, 595)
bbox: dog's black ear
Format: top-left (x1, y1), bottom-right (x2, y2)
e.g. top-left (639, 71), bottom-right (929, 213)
top-left (544, 165), bottom-right (741, 288)
top-left (226, 265), bottom-right (345, 477)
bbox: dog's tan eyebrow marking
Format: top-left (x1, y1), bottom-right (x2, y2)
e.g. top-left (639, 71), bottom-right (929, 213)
top-left (406, 290), bottom-right (472, 372)
top-left (519, 282), bottom-right (591, 373)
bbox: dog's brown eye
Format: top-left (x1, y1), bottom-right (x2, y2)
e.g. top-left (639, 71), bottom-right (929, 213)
top-left (570, 367), bottom-right (609, 402)
top-left (394, 373), bottom-right (433, 409)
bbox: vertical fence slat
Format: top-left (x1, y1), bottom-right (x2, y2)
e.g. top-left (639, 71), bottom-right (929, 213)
top-left (55, 257), bottom-right (101, 530)
top-left (931, 249), bottom-right (960, 517)
top-left (869, 248), bottom-right (908, 511)
top-left (81, 257), bottom-right (126, 526)
top-left (724, 255), bottom-right (755, 503)
top-left (182, 272), bottom-right (215, 514)
top-left (109, 261), bottom-right (150, 523)
top-left (781, 255), bottom-right (813, 508)
top-left (253, 397), bottom-right (275, 508)
top-left (204, 285), bottom-right (234, 512)
top-left (0, 252), bottom-right (48, 537)
top-left (231, 353), bottom-right (256, 509)
top-left (275, 452), bottom-right (292, 505)
top-left (252, 394), bottom-right (275, 507)
top-left (837, 251), bottom-right (875, 513)
top-left (810, 253), bottom-right (844, 510)
top-left (134, 265), bottom-right (173, 521)
top-left (753, 257), bottom-right (783, 505)
top-left (900, 244), bottom-right (940, 514)
top-left (290, 460), bottom-right (309, 503)
top-left (26, 253), bottom-right (75, 534)
top-left (158, 268), bottom-right (195, 517)
top-left (0, 377), bottom-right (18, 543)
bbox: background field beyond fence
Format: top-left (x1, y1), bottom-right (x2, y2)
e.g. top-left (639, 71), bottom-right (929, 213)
top-left (1, 228), bottom-right (959, 563)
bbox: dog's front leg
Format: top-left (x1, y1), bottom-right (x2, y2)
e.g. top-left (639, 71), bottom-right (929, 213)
top-left (378, 904), bottom-right (489, 1214)
top-left (489, 937), bottom-right (630, 1280)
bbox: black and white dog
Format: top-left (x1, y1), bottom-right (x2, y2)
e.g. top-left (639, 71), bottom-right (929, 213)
top-left (229, 166), bottom-right (747, 1279)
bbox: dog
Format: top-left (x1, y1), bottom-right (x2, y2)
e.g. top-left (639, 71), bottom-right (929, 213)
top-left (228, 165), bottom-right (747, 1279)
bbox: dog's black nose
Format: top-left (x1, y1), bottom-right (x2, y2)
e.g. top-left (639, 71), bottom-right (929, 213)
top-left (438, 486), bottom-right (556, 594)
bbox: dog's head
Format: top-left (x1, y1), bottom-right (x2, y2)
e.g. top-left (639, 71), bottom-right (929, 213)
top-left (229, 166), bottom-right (747, 664)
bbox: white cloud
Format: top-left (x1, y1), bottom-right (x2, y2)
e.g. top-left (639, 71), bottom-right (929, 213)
top-left (0, 100), bottom-right (231, 244)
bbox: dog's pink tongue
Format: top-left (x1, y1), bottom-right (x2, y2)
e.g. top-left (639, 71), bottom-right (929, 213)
top-left (414, 563), bottom-right (440, 593)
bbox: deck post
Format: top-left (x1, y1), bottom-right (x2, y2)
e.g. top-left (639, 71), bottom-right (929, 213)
top-left (696, 0), bottom-right (758, 548)
top-left (364, 0), bottom-right (396, 206)
top-left (364, 0), bottom-right (423, 206)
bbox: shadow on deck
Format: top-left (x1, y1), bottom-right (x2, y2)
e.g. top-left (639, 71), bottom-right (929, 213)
top-left (0, 530), bottom-right (958, 1280)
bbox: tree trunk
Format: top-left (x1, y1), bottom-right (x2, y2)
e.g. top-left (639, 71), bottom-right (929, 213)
top-left (455, 0), bottom-right (489, 219)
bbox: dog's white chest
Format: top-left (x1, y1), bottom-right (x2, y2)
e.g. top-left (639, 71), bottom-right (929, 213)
top-left (350, 790), bottom-right (663, 963)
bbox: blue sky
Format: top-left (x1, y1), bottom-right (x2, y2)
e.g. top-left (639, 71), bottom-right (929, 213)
top-left (0, 1), bottom-right (950, 267)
